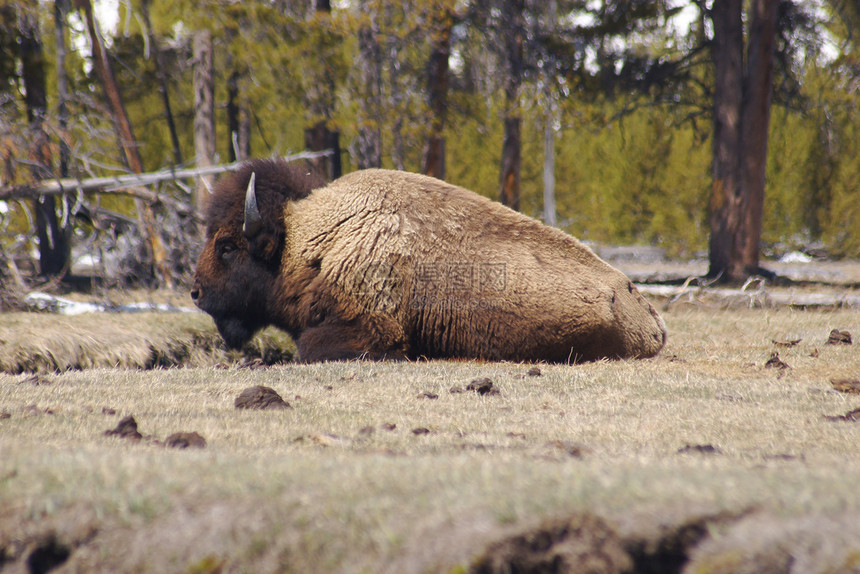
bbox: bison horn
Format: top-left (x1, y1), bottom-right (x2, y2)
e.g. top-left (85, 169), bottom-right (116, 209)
top-left (243, 172), bottom-right (263, 238)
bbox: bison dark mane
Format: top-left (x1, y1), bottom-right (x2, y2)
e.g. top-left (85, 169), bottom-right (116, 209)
top-left (204, 159), bottom-right (326, 238)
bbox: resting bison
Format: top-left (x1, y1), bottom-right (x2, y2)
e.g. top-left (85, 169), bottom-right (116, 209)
top-left (191, 159), bottom-right (666, 362)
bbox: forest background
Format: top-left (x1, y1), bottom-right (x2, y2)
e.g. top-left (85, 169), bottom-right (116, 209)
top-left (0, 0), bottom-right (859, 292)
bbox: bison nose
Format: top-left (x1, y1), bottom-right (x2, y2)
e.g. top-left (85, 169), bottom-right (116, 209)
top-left (190, 283), bottom-right (201, 302)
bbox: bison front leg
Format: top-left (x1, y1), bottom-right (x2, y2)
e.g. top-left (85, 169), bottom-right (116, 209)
top-left (296, 318), bottom-right (408, 362)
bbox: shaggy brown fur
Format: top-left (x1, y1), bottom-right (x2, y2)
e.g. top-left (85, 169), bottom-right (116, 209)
top-left (192, 159), bottom-right (666, 362)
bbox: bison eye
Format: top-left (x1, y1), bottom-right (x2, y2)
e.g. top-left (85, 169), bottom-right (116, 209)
top-left (216, 240), bottom-right (238, 258)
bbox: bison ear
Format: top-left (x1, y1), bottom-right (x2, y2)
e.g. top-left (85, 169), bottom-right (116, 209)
top-left (248, 234), bottom-right (282, 262)
top-left (243, 172), bottom-right (282, 262)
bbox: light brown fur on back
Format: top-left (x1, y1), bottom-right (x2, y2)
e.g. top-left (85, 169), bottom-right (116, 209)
top-left (280, 169), bottom-right (666, 362)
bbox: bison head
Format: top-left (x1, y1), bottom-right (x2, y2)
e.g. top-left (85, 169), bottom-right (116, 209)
top-left (191, 159), bottom-right (326, 348)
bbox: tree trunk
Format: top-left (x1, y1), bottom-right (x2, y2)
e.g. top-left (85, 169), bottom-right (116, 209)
top-left (543, 113), bottom-right (556, 226)
top-left (498, 0), bottom-right (524, 210)
top-left (239, 104), bottom-right (252, 161)
top-left (707, 0), bottom-right (778, 283)
top-left (422, 3), bottom-right (453, 180)
top-left (499, 117), bottom-right (521, 210)
top-left (193, 29), bottom-right (216, 209)
top-left (304, 121), bottom-right (340, 180)
top-left (54, 0), bottom-right (72, 279)
top-left (738, 0), bottom-right (779, 273)
top-left (304, 0), bottom-right (341, 179)
top-left (227, 68), bottom-right (242, 162)
top-left (385, 3), bottom-right (405, 172)
top-left (20, 6), bottom-right (70, 278)
top-left (708, 0), bottom-right (744, 280)
top-left (55, 0), bottom-right (70, 179)
top-left (141, 0), bottom-right (183, 167)
top-left (355, 6), bottom-right (383, 169)
top-left (542, 0), bottom-right (557, 227)
top-left (75, 0), bottom-right (172, 287)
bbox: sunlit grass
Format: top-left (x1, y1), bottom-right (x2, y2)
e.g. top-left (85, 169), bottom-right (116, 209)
top-left (1, 306), bottom-right (859, 572)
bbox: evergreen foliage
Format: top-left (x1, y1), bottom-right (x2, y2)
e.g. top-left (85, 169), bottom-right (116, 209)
top-left (0, 0), bottom-right (858, 287)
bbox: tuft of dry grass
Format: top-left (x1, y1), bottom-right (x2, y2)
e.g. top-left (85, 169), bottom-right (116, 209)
top-left (0, 305), bottom-right (859, 572)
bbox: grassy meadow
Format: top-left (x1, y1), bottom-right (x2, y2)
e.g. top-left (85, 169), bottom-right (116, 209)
top-left (1, 298), bottom-right (860, 573)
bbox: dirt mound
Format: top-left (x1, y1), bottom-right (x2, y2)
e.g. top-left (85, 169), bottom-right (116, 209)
top-left (234, 386), bottom-right (292, 410)
top-left (826, 329), bottom-right (852, 345)
top-left (0, 505), bottom-right (99, 574)
top-left (830, 378), bottom-right (860, 394)
top-left (164, 432), bottom-right (207, 449)
top-left (470, 508), bottom-right (758, 574)
top-left (104, 415), bottom-right (143, 441)
top-left (471, 514), bottom-right (632, 573)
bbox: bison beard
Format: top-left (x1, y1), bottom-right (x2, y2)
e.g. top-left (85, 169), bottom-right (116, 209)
top-left (192, 158), bottom-right (667, 363)
top-left (216, 317), bottom-right (256, 350)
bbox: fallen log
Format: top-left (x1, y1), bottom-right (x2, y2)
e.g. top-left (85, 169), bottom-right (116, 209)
top-left (0, 151), bottom-right (332, 201)
top-left (637, 283), bottom-right (860, 308)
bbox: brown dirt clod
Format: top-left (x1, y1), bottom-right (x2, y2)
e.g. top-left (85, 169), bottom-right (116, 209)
top-left (418, 391), bottom-right (439, 399)
top-left (528, 366), bottom-right (542, 376)
top-left (823, 407), bottom-right (860, 422)
top-left (470, 513), bottom-right (632, 574)
top-left (830, 378), bottom-right (860, 394)
top-left (23, 404), bottom-right (55, 416)
top-left (104, 415), bottom-right (143, 441)
top-left (164, 432), bottom-right (207, 449)
top-left (771, 338), bottom-right (801, 348)
top-left (466, 378), bottom-right (500, 396)
top-left (546, 440), bottom-right (591, 459)
top-left (234, 386), bottom-right (291, 410)
top-left (677, 444), bottom-right (723, 455)
top-left (826, 329), bottom-right (852, 345)
top-left (764, 352), bottom-right (790, 370)
top-left (238, 357), bottom-right (267, 369)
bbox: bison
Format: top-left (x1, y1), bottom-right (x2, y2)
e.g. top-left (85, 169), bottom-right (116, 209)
top-left (191, 158), bottom-right (666, 363)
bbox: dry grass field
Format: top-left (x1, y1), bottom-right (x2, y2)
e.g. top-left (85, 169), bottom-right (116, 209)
top-left (1, 291), bottom-right (860, 572)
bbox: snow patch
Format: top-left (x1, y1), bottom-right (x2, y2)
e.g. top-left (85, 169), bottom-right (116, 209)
top-left (778, 251), bottom-right (813, 264)
top-left (25, 292), bottom-right (198, 316)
